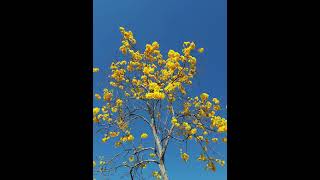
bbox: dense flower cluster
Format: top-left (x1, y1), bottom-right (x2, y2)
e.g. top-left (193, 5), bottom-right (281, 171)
top-left (106, 27), bottom-right (206, 102)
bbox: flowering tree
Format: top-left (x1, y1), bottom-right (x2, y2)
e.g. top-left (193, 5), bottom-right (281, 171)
top-left (93, 27), bottom-right (227, 180)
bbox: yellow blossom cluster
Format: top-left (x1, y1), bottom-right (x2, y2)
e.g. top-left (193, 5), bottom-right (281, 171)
top-left (111, 67), bottom-right (126, 82)
top-left (211, 115), bottom-right (227, 133)
top-left (93, 107), bottom-right (100, 123)
top-left (120, 134), bottom-right (134, 142)
top-left (102, 131), bottom-right (120, 142)
top-left (109, 131), bottom-right (120, 137)
top-left (171, 117), bottom-right (180, 127)
top-left (95, 93), bottom-right (101, 100)
top-left (116, 99), bottom-right (123, 107)
top-left (215, 159), bottom-right (225, 166)
top-left (206, 161), bottom-right (216, 172)
top-left (119, 27), bottom-right (136, 54)
top-left (129, 156), bottom-right (134, 162)
top-left (103, 27), bottom-right (206, 101)
top-left (197, 154), bottom-right (207, 161)
top-left (140, 133), bottom-right (148, 139)
top-left (93, 67), bottom-right (99, 73)
top-left (181, 152), bottom-right (189, 162)
top-left (198, 48), bottom-right (204, 53)
top-left (103, 88), bottom-right (113, 101)
top-left (149, 153), bottom-right (156, 158)
top-left (189, 93), bottom-right (223, 118)
top-left (140, 162), bottom-right (147, 169)
top-left (144, 41), bottom-right (161, 62)
top-left (152, 171), bottom-right (162, 180)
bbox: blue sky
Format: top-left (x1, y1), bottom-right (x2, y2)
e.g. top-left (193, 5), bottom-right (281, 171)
top-left (93, 0), bottom-right (227, 179)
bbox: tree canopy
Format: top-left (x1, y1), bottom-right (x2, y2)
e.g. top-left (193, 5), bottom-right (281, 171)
top-left (93, 27), bottom-right (227, 180)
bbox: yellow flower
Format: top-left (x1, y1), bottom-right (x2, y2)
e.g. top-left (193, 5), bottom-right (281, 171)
top-left (145, 92), bottom-right (165, 100)
top-left (109, 131), bottom-right (120, 137)
top-left (127, 134), bottom-right (134, 141)
top-left (110, 62), bottom-right (117, 69)
top-left (143, 66), bottom-right (154, 75)
top-left (111, 107), bottom-right (118, 112)
top-left (140, 133), bottom-right (148, 139)
top-left (120, 60), bottom-right (127, 65)
top-left (120, 45), bottom-right (127, 54)
top-left (116, 99), bottom-right (123, 107)
top-left (93, 161), bottom-right (96, 167)
top-left (181, 153), bottom-right (189, 162)
top-left (183, 42), bottom-right (190, 46)
top-left (213, 105), bottom-right (221, 111)
top-left (190, 42), bottom-right (196, 49)
top-left (197, 154), bottom-right (207, 161)
top-left (206, 101), bottom-right (212, 109)
top-left (222, 137), bottom-right (227, 143)
top-left (220, 160), bottom-right (225, 166)
top-left (103, 91), bottom-right (112, 101)
top-left (217, 125), bottom-right (227, 133)
top-left (140, 163), bottom-right (147, 168)
top-left (199, 109), bottom-right (206, 117)
top-left (212, 98), bottom-right (220, 104)
top-left (171, 117), bottom-right (178, 124)
top-left (207, 161), bottom-right (216, 172)
top-left (111, 69), bottom-right (126, 81)
top-left (190, 128), bottom-right (197, 135)
top-left (200, 93), bottom-right (209, 102)
top-left (127, 63), bottom-right (134, 71)
top-left (164, 83), bottom-right (177, 92)
top-left (93, 116), bottom-right (99, 123)
top-left (149, 82), bottom-right (160, 92)
top-left (93, 107), bottom-right (100, 115)
top-left (115, 141), bottom-right (122, 147)
top-left (141, 75), bottom-right (147, 81)
top-left (212, 138), bottom-right (218, 143)
top-left (208, 111), bottom-right (215, 117)
top-left (152, 171), bottom-right (159, 177)
top-left (102, 136), bottom-right (110, 143)
top-left (120, 136), bottom-right (128, 142)
top-left (101, 106), bottom-right (108, 113)
top-left (95, 93), bottom-right (101, 100)
top-left (93, 68), bottom-right (100, 73)
top-left (149, 153), bottom-right (156, 158)
top-left (203, 131), bottom-right (208, 135)
top-left (110, 81), bottom-right (117, 87)
top-left (198, 48), bottom-right (204, 53)
top-left (125, 92), bottom-right (130, 96)
top-left (119, 26), bottom-right (125, 32)
top-left (129, 156), bottom-right (134, 162)
top-left (196, 136), bottom-right (204, 141)
top-left (152, 41), bottom-right (160, 49)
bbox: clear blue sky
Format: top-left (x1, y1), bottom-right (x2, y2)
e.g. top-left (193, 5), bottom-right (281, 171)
top-left (93, 0), bottom-right (227, 179)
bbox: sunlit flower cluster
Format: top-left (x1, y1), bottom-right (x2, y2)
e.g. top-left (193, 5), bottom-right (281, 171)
top-left (152, 171), bottom-right (162, 180)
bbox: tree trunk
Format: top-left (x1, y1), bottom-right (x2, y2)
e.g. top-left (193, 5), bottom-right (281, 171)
top-left (159, 159), bottom-right (169, 180)
top-left (150, 119), bottom-right (169, 180)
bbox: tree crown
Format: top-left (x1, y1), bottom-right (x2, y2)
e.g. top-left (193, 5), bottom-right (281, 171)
top-left (93, 27), bottom-right (227, 179)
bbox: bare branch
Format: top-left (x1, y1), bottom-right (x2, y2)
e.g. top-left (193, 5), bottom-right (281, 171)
top-left (129, 113), bottom-right (152, 128)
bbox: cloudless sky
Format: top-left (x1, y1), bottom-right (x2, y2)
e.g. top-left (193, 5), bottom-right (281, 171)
top-left (93, 0), bottom-right (227, 179)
